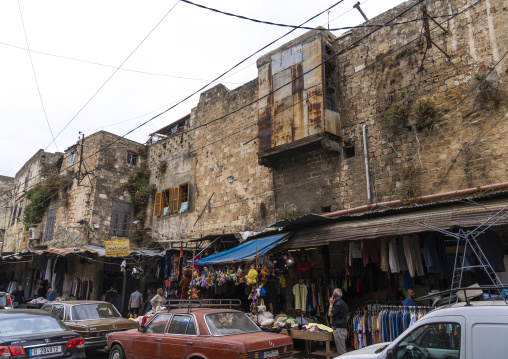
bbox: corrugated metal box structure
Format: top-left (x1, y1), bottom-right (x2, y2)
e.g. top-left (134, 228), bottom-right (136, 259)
top-left (257, 29), bottom-right (340, 166)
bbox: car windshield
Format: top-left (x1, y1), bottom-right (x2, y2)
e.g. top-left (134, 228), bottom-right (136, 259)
top-left (71, 303), bottom-right (121, 320)
top-left (205, 312), bottom-right (260, 336)
top-left (0, 316), bottom-right (68, 336)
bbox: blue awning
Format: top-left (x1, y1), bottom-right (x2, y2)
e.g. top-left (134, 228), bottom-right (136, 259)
top-left (195, 233), bottom-right (290, 265)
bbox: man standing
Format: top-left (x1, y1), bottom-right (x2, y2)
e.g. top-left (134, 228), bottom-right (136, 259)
top-left (150, 288), bottom-right (165, 311)
top-left (11, 285), bottom-right (24, 309)
top-left (403, 289), bottom-right (417, 306)
top-left (328, 288), bottom-right (348, 356)
top-left (128, 287), bottom-right (143, 318)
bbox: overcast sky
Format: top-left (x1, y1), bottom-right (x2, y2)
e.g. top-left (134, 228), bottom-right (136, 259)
top-left (0, 0), bottom-right (407, 177)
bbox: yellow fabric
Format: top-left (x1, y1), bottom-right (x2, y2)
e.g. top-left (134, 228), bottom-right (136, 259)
top-left (306, 323), bottom-right (333, 332)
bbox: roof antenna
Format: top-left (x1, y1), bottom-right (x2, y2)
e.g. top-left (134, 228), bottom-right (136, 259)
top-left (353, 2), bottom-right (369, 21)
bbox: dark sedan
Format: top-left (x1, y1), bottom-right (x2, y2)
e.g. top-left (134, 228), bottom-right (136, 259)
top-left (0, 309), bottom-right (85, 358)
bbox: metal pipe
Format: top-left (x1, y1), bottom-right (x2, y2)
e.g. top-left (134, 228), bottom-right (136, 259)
top-left (353, 2), bottom-right (369, 21)
top-left (362, 125), bottom-right (371, 204)
top-left (322, 182), bottom-right (508, 218)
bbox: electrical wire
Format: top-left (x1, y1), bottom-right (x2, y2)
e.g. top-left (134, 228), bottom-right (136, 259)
top-left (17, 0), bottom-right (59, 152)
top-left (44, 0), bottom-right (182, 151)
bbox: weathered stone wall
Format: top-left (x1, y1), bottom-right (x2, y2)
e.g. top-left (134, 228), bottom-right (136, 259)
top-left (192, 82), bottom-right (276, 234)
top-left (3, 150), bottom-right (63, 252)
top-left (334, 0), bottom-right (508, 209)
top-left (0, 175), bottom-right (14, 229)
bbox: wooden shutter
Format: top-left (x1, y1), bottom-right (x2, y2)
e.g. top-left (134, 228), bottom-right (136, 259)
top-left (168, 188), bottom-right (173, 214)
top-left (154, 192), bottom-right (162, 217)
top-left (172, 186), bottom-right (180, 213)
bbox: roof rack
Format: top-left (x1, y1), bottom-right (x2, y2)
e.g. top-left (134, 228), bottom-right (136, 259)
top-left (419, 285), bottom-right (508, 306)
top-left (161, 299), bottom-right (242, 313)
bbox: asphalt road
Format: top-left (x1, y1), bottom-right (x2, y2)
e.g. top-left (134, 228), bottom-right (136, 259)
top-left (88, 349), bottom-right (110, 359)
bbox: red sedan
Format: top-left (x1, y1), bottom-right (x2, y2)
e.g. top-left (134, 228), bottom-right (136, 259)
top-left (107, 308), bottom-right (293, 359)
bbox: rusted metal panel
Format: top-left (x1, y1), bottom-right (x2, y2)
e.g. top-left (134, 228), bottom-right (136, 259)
top-left (273, 68), bottom-right (292, 103)
top-left (273, 96), bottom-right (293, 147)
top-left (258, 64), bottom-right (273, 152)
top-left (324, 109), bottom-right (340, 136)
top-left (271, 44), bottom-right (303, 75)
top-left (303, 39), bottom-right (322, 89)
top-left (306, 85), bottom-right (323, 135)
top-left (291, 63), bottom-right (305, 141)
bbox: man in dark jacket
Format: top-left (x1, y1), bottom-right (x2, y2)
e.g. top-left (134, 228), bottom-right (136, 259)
top-left (12, 285), bottom-right (24, 308)
top-left (328, 288), bottom-right (349, 356)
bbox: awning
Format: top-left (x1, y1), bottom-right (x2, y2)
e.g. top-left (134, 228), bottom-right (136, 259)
top-left (195, 233), bottom-right (290, 265)
top-left (282, 198), bottom-right (508, 249)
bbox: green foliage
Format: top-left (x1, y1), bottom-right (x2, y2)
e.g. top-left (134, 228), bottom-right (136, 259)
top-left (383, 99), bottom-right (411, 127)
top-left (127, 166), bottom-right (155, 223)
top-left (133, 230), bottom-right (144, 245)
top-left (24, 184), bottom-right (49, 230)
top-left (413, 98), bottom-right (437, 130)
top-left (474, 72), bottom-right (484, 81)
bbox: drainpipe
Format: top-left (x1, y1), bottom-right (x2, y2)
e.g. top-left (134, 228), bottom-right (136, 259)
top-left (322, 182), bottom-right (508, 218)
top-left (362, 125), bottom-right (371, 204)
top-left (353, 2), bottom-right (369, 21)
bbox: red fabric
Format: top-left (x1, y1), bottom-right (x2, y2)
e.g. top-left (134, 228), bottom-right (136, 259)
top-left (362, 239), bottom-right (380, 264)
top-left (298, 262), bottom-right (310, 272)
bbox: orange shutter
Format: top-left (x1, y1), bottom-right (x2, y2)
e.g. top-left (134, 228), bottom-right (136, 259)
top-left (168, 188), bottom-right (173, 214)
top-left (154, 192), bottom-right (162, 217)
top-left (173, 187), bottom-right (180, 213)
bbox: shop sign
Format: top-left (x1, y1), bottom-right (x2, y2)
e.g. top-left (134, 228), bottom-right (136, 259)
top-left (105, 238), bottom-right (130, 257)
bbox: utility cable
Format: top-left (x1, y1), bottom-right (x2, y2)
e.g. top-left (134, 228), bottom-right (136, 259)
top-left (17, 0), bottom-right (59, 152)
top-left (44, 0), bottom-right (182, 151)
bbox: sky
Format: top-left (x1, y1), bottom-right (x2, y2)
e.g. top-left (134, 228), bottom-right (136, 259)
top-left (0, 0), bottom-right (407, 177)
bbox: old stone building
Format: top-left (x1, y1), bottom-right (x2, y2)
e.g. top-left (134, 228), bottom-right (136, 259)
top-left (0, 175), bottom-right (15, 249)
top-left (1, 131), bottom-right (147, 301)
top-left (148, 0), bottom-right (507, 246)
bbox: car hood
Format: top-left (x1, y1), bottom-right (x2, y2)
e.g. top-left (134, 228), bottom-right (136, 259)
top-left (66, 317), bottom-right (138, 331)
top-left (336, 343), bottom-right (390, 358)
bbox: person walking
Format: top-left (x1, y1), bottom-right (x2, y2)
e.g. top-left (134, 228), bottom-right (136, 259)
top-left (328, 288), bottom-right (349, 356)
top-left (128, 287), bottom-right (143, 318)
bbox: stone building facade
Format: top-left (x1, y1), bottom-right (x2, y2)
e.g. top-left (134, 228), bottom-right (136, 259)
top-left (0, 175), bottom-right (14, 229)
top-left (148, 0), bottom-right (507, 241)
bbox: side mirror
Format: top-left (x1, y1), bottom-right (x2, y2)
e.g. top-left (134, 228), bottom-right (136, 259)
top-left (386, 348), bottom-right (395, 359)
top-left (138, 326), bottom-right (146, 333)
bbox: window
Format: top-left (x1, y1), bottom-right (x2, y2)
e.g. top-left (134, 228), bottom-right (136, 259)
top-left (0, 316), bottom-right (67, 336)
top-left (110, 201), bottom-right (132, 237)
top-left (394, 322), bottom-right (461, 359)
top-left (10, 203), bottom-right (17, 226)
top-left (146, 314), bottom-right (171, 334)
top-left (70, 152), bottom-right (76, 165)
top-left (204, 312), bottom-right (260, 336)
top-left (127, 153), bottom-right (138, 166)
top-left (42, 304), bottom-right (64, 320)
top-left (71, 303), bottom-right (121, 320)
top-left (154, 183), bottom-right (189, 217)
top-left (44, 208), bottom-right (57, 241)
top-left (167, 315), bottom-right (196, 335)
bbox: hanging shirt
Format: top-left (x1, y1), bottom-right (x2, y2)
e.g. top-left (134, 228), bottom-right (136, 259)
top-left (292, 284), bottom-right (308, 311)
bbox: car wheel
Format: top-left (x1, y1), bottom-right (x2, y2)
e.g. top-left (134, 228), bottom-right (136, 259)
top-left (109, 345), bottom-right (126, 359)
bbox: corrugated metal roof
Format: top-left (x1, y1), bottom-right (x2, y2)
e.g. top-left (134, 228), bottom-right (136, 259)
top-left (282, 198), bottom-right (508, 249)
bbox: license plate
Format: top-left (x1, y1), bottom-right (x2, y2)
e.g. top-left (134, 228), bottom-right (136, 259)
top-left (29, 346), bottom-right (62, 356)
top-left (262, 350), bottom-right (278, 358)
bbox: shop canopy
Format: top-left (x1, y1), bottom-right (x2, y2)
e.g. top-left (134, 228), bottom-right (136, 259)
top-left (195, 233), bottom-right (290, 265)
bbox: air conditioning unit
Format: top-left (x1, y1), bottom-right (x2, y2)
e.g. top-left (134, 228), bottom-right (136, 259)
top-left (28, 228), bottom-right (40, 240)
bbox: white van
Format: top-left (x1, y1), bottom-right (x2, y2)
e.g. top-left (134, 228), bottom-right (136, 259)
top-left (336, 301), bottom-right (508, 359)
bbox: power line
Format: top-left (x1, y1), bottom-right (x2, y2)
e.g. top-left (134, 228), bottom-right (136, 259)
top-left (0, 40), bottom-right (244, 85)
top-left (44, 0), bottom-right (182, 151)
top-left (17, 0), bottom-right (59, 152)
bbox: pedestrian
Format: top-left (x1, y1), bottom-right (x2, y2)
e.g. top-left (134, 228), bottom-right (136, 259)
top-left (128, 287), bottom-right (143, 319)
top-left (328, 288), bottom-right (349, 356)
top-left (11, 285), bottom-right (25, 309)
top-left (36, 281), bottom-right (47, 299)
top-left (150, 288), bottom-right (165, 311)
top-left (144, 290), bottom-right (154, 314)
top-left (403, 289), bottom-right (417, 306)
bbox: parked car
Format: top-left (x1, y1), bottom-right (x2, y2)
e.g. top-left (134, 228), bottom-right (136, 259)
top-left (41, 300), bottom-right (138, 349)
top-left (107, 308), bottom-right (293, 359)
top-left (0, 292), bottom-right (12, 309)
top-left (0, 309), bottom-right (85, 358)
top-left (336, 300), bottom-right (508, 359)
